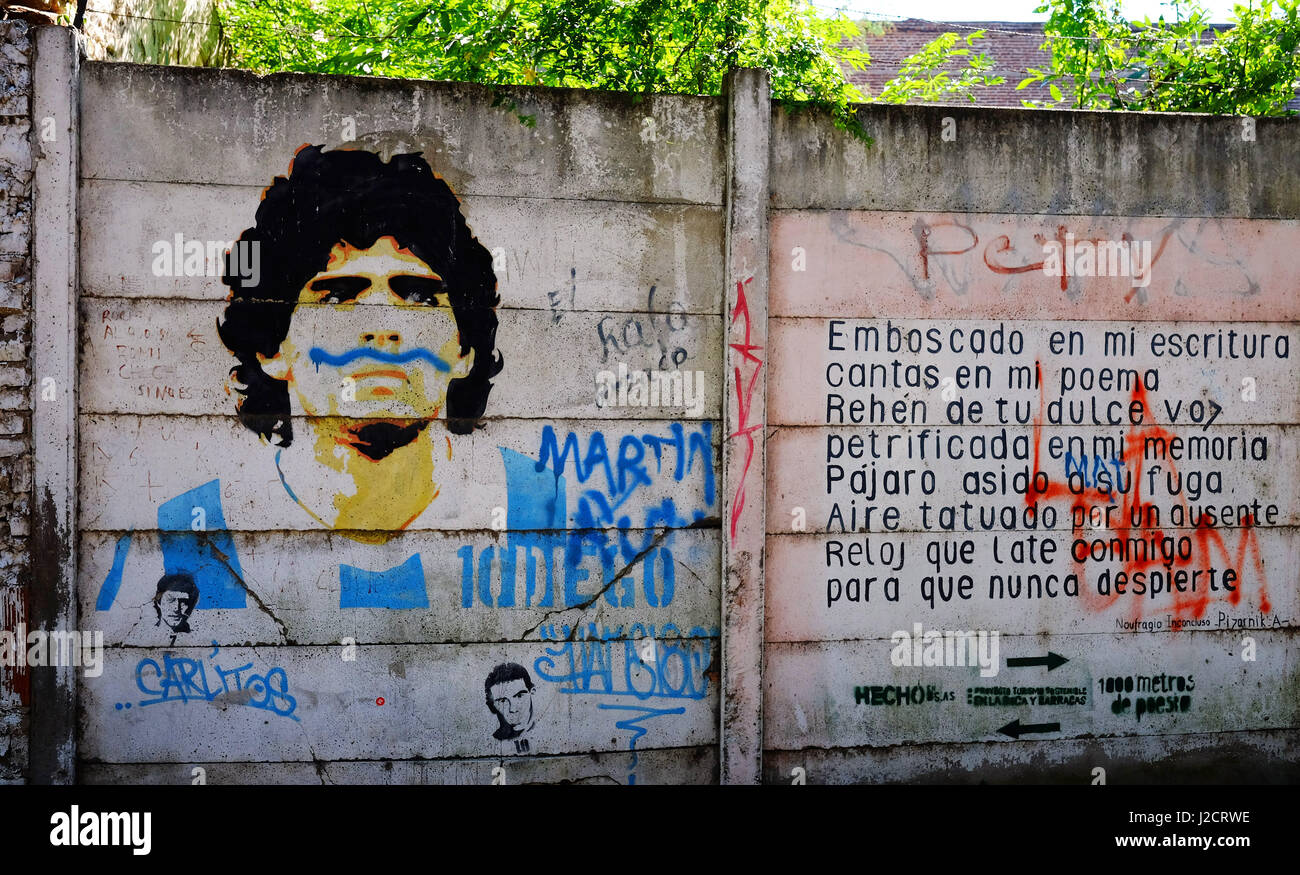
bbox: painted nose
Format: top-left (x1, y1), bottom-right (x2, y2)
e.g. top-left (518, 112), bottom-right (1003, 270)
top-left (359, 331), bottom-right (402, 349)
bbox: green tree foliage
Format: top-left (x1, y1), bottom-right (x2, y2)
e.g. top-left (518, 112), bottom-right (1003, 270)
top-left (1020, 0), bottom-right (1300, 114)
top-left (215, 0), bottom-right (1003, 140)
top-left (877, 30), bottom-right (1003, 104)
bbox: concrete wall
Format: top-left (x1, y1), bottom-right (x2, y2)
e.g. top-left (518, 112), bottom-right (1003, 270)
top-left (3, 23), bottom-right (1297, 784)
top-left (0, 19), bottom-right (32, 785)
top-left (764, 106), bottom-right (1300, 783)
top-left (72, 62), bottom-right (725, 784)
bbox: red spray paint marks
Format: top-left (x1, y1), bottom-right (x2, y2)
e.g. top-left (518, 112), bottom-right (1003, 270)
top-left (913, 218), bottom-right (1172, 297)
top-left (1023, 359), bottom-right (1271, 626)
top-left (1, 585), bottom-right (30, 706)
top-left (728, 276), bottom-right (763, 543)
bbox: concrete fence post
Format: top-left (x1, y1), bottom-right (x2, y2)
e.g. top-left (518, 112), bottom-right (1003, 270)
top-left (29, 25), bottom-right (80, 785)
top-left (720, 67), bottom-right (770, 785)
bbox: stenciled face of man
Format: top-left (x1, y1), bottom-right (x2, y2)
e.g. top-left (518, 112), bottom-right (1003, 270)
top-left (258, 235), bottom-right (473, 423)
top-left (490, 679), bottom-right (534, 733)
top-left (158, 590), bottom-right (195, 631)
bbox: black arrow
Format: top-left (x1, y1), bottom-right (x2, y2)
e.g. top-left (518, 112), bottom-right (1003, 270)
top-left (997, 719), bottom-right (1061, 739)
top-left (1006, 652), bottom-right (1069, 671)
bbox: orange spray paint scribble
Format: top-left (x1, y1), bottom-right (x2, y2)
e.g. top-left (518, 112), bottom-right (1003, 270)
top-left (1023, 359), bottom-right (1271, 626)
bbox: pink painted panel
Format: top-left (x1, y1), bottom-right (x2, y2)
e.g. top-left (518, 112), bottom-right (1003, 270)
top-left (771, 211), bottom-right (1300, 321)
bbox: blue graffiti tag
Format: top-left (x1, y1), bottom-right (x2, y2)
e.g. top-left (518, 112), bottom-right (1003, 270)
top-left (597, 704), bottom-right (686, 785)
top-left (132, 643), bottom-right (298, 720)
top-left (533, 623), bottom-right (716, 701)
top-left (536, 421), bottom-right (716, 518)
top-left (459, 422), bottom-right (716, 609)
top-left (1063, 451), bottom-right (1129, 494)
top-left (458, 422), bottom-right (718, 782)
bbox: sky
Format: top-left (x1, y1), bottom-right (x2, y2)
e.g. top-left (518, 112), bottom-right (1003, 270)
top-left (811, 0), bottom-right (1251, 22)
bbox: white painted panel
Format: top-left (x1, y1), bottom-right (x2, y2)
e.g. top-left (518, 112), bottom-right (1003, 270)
top-left (82, 641), bottom-right (718, 761)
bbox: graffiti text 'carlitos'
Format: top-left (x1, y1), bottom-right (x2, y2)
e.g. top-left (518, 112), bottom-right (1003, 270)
top-left (130, 645), bottom-right (298, 720)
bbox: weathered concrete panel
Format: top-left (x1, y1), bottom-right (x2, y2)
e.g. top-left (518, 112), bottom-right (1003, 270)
top-left (764, 630), bottom-right (1298, 750)
top-left (79, 416), bottom-right (720, 533)
top-left (80, 179), bottom-right (724, 313)
top-left (769, 318), bottom-right (1299, 427)
top-left (771, 105), bottom-right (1300, 218)
top-left (770, 212), bottom-right (1300, 321)
top-left (82, 642), bottom-right (718, 762)
top-left (764, 729), bottom-right (1299, 784)
top-left (766, 529), bottom-right (1294, 641)
top-left (763, 178), bottom-right (1299, 777)
top-left (81, 528), bottom-right (722, 645)
top-left (768, 424), bottom-right (1297, 530)
top-left (79, 299), bottom-right (722, 420)
top-left (83, 745), bottom-right (719, 784)
top-left (80, 63), bottom-right (724, 204)
top-left (63, 58), bottom-right (730, 783)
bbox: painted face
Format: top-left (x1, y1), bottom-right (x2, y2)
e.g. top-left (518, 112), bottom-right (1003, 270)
top-left (260, 236), bottom-right (473, 422)
top-left (489, 679), bottom-right (533, 733)
top-left (158, 590), bottom-right (194, 630)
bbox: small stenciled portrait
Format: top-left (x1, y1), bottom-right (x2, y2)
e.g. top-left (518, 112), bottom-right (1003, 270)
top-left (485, 662), bottom-right (536, 750)
top-left (154, 572), bottom-right (199, 643)
top-left (217, 145), bottom-right (504, 538)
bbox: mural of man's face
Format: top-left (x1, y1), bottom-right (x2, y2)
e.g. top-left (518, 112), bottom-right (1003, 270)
top-left (158, 589), bottom-right (195, 631)
top-left (257, 235), bottom-right (473, 423)
top-left (489, 679), bottom-right (534, 735)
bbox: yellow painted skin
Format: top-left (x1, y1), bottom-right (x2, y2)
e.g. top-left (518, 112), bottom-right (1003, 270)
top-left (258, 236), bottom-right (474, 541)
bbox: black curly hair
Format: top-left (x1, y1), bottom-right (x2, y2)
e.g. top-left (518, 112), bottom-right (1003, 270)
top-left (153, 572), bottom-right (199, 632)
top-left (218, 145), bottom-right (503, 445)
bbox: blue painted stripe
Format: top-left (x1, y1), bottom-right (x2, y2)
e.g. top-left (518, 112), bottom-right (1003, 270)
top-left (307, 346), bottom-right (450, 372)
top-left (94, 530), bottom-right (134, 611)
top-left (158, 480), bottom-right (247, 609)
top-left (340, 553), bottom-right (429, 609)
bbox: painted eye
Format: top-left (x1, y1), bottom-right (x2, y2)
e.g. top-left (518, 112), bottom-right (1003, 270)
top-left (411, 290), bottom-right (448, 306)
top-left (308, 277), bottom-right (369, 303)
top-left (391, 276), bottom-right (449, 306)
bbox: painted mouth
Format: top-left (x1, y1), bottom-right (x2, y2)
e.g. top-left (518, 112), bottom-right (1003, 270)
top-left (351, 368), bottom-right (409, 381)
